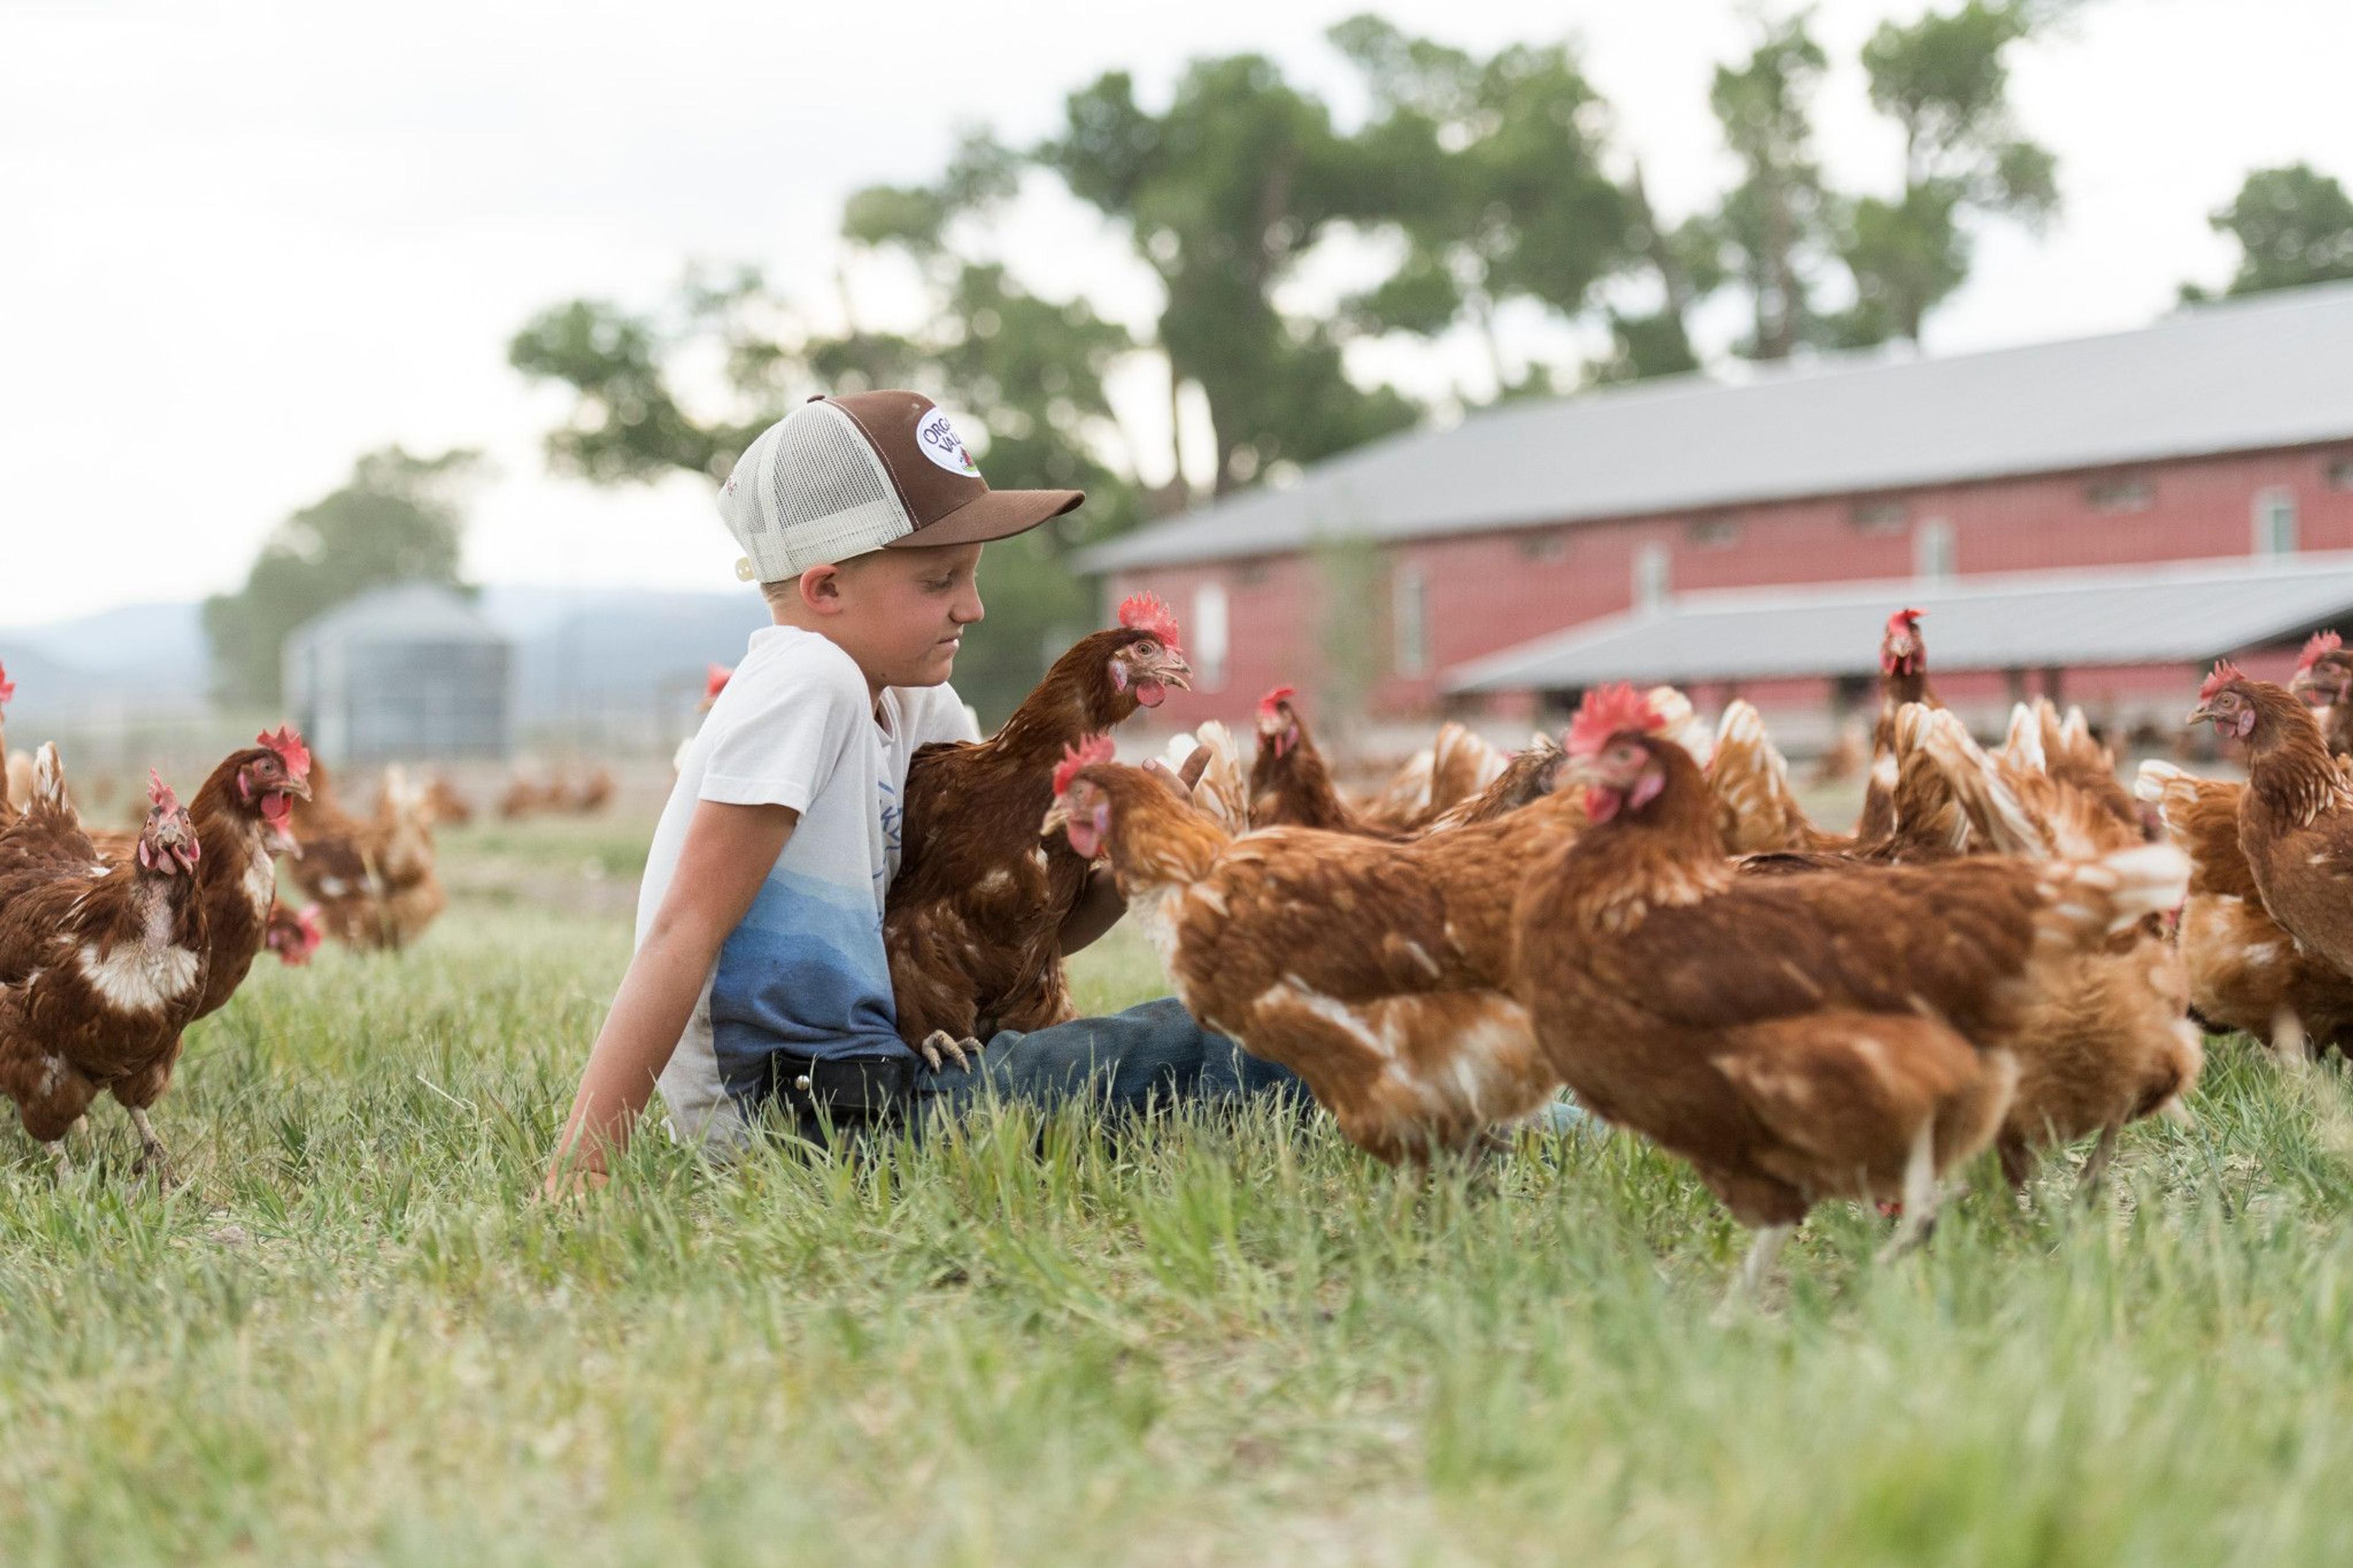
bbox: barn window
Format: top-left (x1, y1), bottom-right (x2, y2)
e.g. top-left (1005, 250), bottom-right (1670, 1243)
top-left (1191, 582), bottom-right (1230, 692)
top-left (1687, 518), bottom-right (1741, 550)
top-left (1392, 564), bottom-right (1430, 678)
top-left (1851, 499), bottom-right (1908, 534)
top-left (1914, 520), bottom-right (1955, 581)
top-left (1634, 543), bottom-right (1671, 609)
top-left (2086, 474), bottom-right (2154, 512)
top-left (2328, 457), bottom-right (2353, 492)
top-left (1517, 531), bottom-right (1570, 562)
top-left (1235, 562), bottom-right (1270, 588)
top-left (2254, 488), bottom-right (2299, 556)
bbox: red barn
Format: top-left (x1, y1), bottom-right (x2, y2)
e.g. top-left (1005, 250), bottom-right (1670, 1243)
top-left (1077, 283), bottom-right (2353, 743)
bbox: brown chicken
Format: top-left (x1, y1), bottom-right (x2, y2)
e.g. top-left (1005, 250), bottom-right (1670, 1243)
top-left (1248, 686), bottom-right (1408, 836)
top-left (884, 594), bottom-right (1193, 1058)
top-left (0, 758), bottom-right (209, 1178)
top-left (1917, 706), bottom-right (2202, 1186)
top-left (1419, 735), bottom-right (1569, 834)
top-left (0, 658), bottom-right (14, 826)
top-left (7, 730), bottom-right (308, 1032)
top-left (1709, 698), bottom-right (1966, 862)
top-left (1357, 723), bottom-right (1511, 832)
top-left (1512, 685), bottom-right (2189, 1290)
top-left (2288, 631), bottom-right (2353, 759)
top-left (263, 901), bottom-right (325, 967)
top-left (1044, 737), bottom-right (1575, 1163)
top-left (2186, 664), bottom-right (2353, 985)
top-left (420, 773), bottom-right (474, 828)
top-left (2137, 759), bottom-right (2353, 1056)
top-left (284, 761), bottom-right (445, 951)
top-left (1855, 607), bottom-right (1941, 844)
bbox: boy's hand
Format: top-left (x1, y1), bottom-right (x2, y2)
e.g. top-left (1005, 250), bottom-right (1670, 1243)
top-left (919, 1030), bottom-right (983, 1071)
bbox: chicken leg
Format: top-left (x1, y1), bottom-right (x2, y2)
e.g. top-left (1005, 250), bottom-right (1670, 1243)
top-left (127, 1106), bottom-right (175, 1187)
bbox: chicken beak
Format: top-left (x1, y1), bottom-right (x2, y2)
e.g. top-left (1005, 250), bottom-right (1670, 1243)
top-left (1159, 655), bottom-right (1194, 692)
top-left (283, 775), bottom-right (314, 801)
top-left (1040, 797), bottom-right (1072, 843)
top-left (2183, 703), bottom-right (2215, 727)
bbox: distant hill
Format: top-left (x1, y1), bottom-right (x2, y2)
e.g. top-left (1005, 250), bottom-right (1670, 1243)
top-left (0, 586), bottom-right (769, 732)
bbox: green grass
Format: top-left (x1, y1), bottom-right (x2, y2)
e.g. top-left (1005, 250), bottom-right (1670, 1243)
top-left (7, 830), bottom-right (2353, 1565)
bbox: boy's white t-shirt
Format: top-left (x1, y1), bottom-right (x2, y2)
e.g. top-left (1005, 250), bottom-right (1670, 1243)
top-left (641, 624), bottom-right (979, 1146)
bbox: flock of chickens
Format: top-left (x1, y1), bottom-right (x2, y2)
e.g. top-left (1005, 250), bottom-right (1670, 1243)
top-left (892, 599), bottom-right (2353, 1290)
top-left (11, 592), bottom-right (2353, 1292)
top-left (0, 663), bottom-right (453, 1178)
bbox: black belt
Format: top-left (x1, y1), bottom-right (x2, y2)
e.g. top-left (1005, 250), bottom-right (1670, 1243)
top-left (762, 1050), bottom-right (917, 1129)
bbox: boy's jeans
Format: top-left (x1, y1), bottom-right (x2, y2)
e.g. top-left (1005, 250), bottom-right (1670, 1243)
top-left (912, 998), bottom-right (1306, 1124)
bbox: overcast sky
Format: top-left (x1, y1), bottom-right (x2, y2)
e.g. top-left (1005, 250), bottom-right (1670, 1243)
top-left (3, 0), bottom-right (2346, 629)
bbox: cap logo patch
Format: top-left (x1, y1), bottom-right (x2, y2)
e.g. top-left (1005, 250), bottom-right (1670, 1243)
top-left (914, 409), bottom-right (982, 477)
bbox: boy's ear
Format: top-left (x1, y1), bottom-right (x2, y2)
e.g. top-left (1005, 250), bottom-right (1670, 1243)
top-left (797, 563), bottom-right (844, 615)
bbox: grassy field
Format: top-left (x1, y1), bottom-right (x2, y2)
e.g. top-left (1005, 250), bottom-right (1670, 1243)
top-left (6, 818), bottom-right (2353, 1565)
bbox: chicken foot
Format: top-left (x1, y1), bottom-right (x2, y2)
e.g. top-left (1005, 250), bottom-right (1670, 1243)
top-left (1874, 1119), bottom-right (1951, 1264)
top-left (1735, 1224), bottom-right (1795, 1301)
top-left (919, 1031), bottom-right (985, 1072)
top-left (2074, 1123), bottom-right (2121, 1200)
top-left (127, 1106), bottom-right (176, 1188)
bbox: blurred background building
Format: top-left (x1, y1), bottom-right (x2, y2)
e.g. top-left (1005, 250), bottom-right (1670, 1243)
top-left (1082, 283), bottom-right (2353, 739)
top-left (283, 583), bottom-right (514, 764)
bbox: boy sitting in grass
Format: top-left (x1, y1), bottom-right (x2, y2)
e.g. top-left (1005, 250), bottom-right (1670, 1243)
top-left (547, 392), bottom-right (1297, 1191)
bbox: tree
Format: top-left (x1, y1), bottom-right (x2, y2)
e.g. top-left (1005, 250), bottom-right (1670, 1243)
top-left (1708, 12), bottom-right (1836, 361)
top-left (1836, 1), bottom-right (2062, 344)
top-left (1595, 167), bottom-right (1726, 382)
top-left (2186, 164), bottom-right (2353, 300)
top-left (1330, 16), bottom-right (1637, 395)
top-left (1040, 56), bottom-right (1418, 496)
top-left (204, 447), bottom-right (480, 704)
top-left (509, 138), bottom-right (1154, 725)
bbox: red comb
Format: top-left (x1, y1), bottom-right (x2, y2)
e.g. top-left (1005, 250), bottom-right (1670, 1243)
top-left (2199, 660), bottom-right (2245, 700)
top-left (298, 904), bottom-right (323, 946)
top-left (2300, 631), bottom-right (2342, 672)
top-left (1566, 683), bottom-right (1665, 758)
top-left (1051, 735), bottom-right (1117, 798)
top-left (1257, 684), bottom-right (1297, 719)
top-left (705, 663), bottom-right (733, 700)
top-left (1887, 607), bottom-right (1924, 633)
top-left (0, 659), bottom-right (13, 706)
top-left (1117, 593), bottom-right (1182, 651)
top-left (257, 725), bottom-right (312, 779)
top-left (146, 769), bottom-right (180, 814)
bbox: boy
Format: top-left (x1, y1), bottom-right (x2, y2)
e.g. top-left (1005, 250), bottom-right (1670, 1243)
top-left (547, 390), bottom-right (1295, 1190)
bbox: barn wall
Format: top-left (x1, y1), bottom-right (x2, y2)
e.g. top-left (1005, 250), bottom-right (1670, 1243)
top-left (1109, 444), bottom-right (2353, 727)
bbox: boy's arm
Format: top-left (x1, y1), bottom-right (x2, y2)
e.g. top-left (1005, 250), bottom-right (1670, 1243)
top-left (1058, 866), bottom-right (1126, 956)
top-left (544, 799), bottom-right (797, 1195)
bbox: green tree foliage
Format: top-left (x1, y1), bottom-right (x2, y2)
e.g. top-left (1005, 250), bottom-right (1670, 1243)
top-left (1040, 57), bottom-right (1419, 494)
top-left (2186, 164), bottom-right (2353, 301)
top-left (204, 448), bottom-right (481, 705)
top-left (1837, 1), bottom-right (2062, 344)
top-left (1329, 16), bottom-right (1635, 393)
top-left (1709, 12), bottom-right (1835, 361)
top-left (507, 135), bottom-right (1145, 725)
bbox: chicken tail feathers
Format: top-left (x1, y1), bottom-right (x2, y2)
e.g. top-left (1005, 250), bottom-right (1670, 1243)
top-left (1916, 707), bottom-right (2044, 857)
top-left (2034, 843), bottom-right (2191, 946)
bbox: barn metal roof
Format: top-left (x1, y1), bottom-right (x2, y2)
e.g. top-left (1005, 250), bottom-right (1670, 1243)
top-left (1442, 553), bottom-right (2353, 694)
top-left (1077, 282), bottom-right (2353, 574)
top-left (285, 582), bottom-right (510, 652)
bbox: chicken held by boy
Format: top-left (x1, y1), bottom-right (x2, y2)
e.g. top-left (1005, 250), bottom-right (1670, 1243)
top-left (884, 594), bottom-right (1192, 1059)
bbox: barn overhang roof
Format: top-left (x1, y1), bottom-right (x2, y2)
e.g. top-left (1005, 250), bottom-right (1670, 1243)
top-left (1075, 282), bottom-right (2353, 576)
top-left (1442, 553), bottom-right (2353, 694)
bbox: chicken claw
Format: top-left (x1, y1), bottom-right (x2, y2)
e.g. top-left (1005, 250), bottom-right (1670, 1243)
top-left (128, 1107), bottom-right (179, 1190)
top-left (918, 1030), bottom-right (983, 1072)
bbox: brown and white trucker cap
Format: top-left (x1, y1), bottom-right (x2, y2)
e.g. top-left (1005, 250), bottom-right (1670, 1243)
top-left (716, 390), bottom-right (1083, 582)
